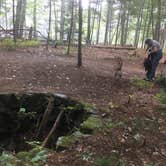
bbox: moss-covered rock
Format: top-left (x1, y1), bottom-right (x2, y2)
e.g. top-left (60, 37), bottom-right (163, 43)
top-left (56, 131), bottom-right (89, 150)
top-left (56, 135), bottom-right (75, 150)
top-left (81, 116), bottom-right (102, 133)
top-left (80, 101), bottom-right (98, 115)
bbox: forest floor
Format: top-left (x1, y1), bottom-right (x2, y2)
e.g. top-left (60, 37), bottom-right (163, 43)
top-left (0, 46), bottom-right (165, 165)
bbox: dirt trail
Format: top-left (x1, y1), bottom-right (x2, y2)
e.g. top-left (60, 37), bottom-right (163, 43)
top-left (0, 47), bottom-right (165, 165)
top-left (0, 47), bottom-right (165, 106)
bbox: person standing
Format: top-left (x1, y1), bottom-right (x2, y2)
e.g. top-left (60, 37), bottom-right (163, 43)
top-left (144, 39), bottom-right (163, 81)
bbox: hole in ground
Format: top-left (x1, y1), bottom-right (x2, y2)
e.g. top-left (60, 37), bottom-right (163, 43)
top-left (0, 93), bottom-right (88, 153)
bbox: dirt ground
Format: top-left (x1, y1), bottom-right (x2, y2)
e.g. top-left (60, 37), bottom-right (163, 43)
top-left (0, 46), bottom-right (165, 165)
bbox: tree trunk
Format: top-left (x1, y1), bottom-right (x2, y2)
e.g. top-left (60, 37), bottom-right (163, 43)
top-left (141, 0), bottom-right (150, 48)
top-left (146, 0), bottom-right (152, 39)
top-left (67, 0), bottom-right (74, 55)
top-left (134, 0), bottom-right (145, 48)
top-left (154, 0), bottom-right (161, 41)
top-left (90, 0), bottom-right (99, 44)
top-left (96, 2), bottom-right (102, 44)
top-left (13, 0), bottom-right (16, 42)
top-left (115, 4), bottom-right (122, 46)
top-left (124, 9), bottom-right (129, 45)
top-left (78, 0), bottom-right (82, 67)
top-left (20, 0), bottom-right (26, 37)
top-left (15, 0), bottom-right (27, 38)
top-left (104, 0), bottom-right (111, 45)
top-left (33, 0), bottom-right (37, 38)
top-left (151, 0), bottom-right (155, 39)
top-left (120, 1), bottom-right (126, 46)
top-left (60, 0), bottom-right (65, 41)
top-left (47, 0), bottom-right (52, 50)
top-left (53, 0), bottom-right (58, 41)
top-left (5, 0), bottom-right (8, 30)
top-left (86, 0), bottom-right (91, 45)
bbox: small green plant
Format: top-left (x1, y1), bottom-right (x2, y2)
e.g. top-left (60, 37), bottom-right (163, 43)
top-left (16, 147), bottom-right (48, 166)
top-left (26, 141), bottom-right (41, 148)
top-left (17, 107), bottom-right (36, 119)
top-left (144, 163), bottom-right (154, 166)
top-left (80, 101), bottom-right (96, 112)
top-left (132, 77), bottom-right (153, 89)
top-left (155, 91), bottom-right (166, 104)
top-left (56, 40), bottom-right (64, 46)
top-left (134, 117), bottom-right (159, 131)
top-left (0, 38), bottom-right (40, 51)
top-left (104, 119), bottom-right (114, 129)
top-left (0, 38), bottom-right (16, 50)
top-left (17, 40), bottom-right (40, 48)
top-left (3, 147), bottom-right (48, 166)
top-left (81, 116), bottom-right (102, 133)
top-left (0, 152), bottom-right (21, 165)
top-left (95, 156), bottom-right (124, 166)
top-left (64, 103), bottom-right (84, 112)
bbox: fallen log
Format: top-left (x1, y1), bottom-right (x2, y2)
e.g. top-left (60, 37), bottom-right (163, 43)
top-left (90, 45), bottom-right (136, 50)
top-left (0, 25), bottom-right (49, 41)
top-left (36, 96), bottom-right (54, 138)
top-left (42, 110), bottom-right (64, 148)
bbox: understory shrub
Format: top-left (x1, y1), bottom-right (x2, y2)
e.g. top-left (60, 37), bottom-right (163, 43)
top-left (0, 38), bottom-right (40, 50)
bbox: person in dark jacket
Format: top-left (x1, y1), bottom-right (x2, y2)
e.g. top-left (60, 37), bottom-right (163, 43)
top-left (144, 39), bottom-right (163, 81)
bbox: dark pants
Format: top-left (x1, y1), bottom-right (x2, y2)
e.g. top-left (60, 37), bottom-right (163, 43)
top-left (147, 49), bottom-right (163, 80)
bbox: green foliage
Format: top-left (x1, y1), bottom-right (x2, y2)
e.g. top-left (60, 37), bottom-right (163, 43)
top-left (81, 116), bottom-right (102, 133)
top-left (64, 103), bottom-right (84, 112)
top-left (95, 156), bottom-right (124, 166)
top-left (56, 131), bottom-right (89, 150)
top-left (16, 147), bottom-right (47, 166)
top-left (26, 141), bottom-right (41, 148)
top-left (144, 164), bottom-right (154, 166)
top-left (0, 38), bottom-right (16, 51)
top-left (56, 135), bottom-right (75, 149)
top-left (134, 117), bottom-right (159, 131)
top-left (81, 152), bottom-right (93, 161)
top-left (132, 77), bottom-right (153, 89)
top-left (17, 107), bottom-right (36, 120)
top-left (0, 38), bottom-right (40, 51)
top-left (80, 101), bottom-right (96, 112)
top-left (155, 91), bottom-right (166, 104)
top-left (104, 119), bottom-right (114, 129)
top-left (56, 40), bottom-right (64, 46)
top-left (19, 108), bottom-right (26, 113)
top-left (0, 149), bottom-right (47, 166)
top-left (0, 152), bottom-right (21, 166)
top-left (17, 40), bottom-right (40, 48)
